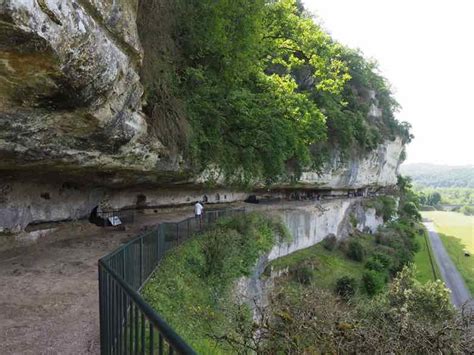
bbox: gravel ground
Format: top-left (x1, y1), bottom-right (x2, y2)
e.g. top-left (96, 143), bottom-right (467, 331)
top-left (0, 210), bottom-right (195, 355)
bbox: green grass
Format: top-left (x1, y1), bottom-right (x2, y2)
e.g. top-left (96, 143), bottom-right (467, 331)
top-left (269, 242), bottom-right (366, 291)
top-left (142, 212), bottom-right (283, 354)
top-left (439, 233), bottom-right (474, 295)
top-left (413, 231), bottom-right (439, 283)
top-left (422, 211), bottom-right (474, 294)
top-left (422, 211), bottom-right (474, 252)
top-left (270, 219), bottom-right (427, 297)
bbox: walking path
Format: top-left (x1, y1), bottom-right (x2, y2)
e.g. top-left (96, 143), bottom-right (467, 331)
top-left (0, 210), bottom-right (195, 355)
top-left (424, 222), bottom-right (473, 309)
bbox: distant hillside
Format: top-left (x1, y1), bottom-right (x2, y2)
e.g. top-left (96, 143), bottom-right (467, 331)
top-left (400, 163), bottom-right (474, 188)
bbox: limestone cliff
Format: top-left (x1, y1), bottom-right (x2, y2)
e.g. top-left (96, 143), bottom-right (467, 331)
top-left (300, 138), bottom-right (404, 189)
top-left (0, 0), bottom-right (177, 185)
top-left (254, 199), bottom-right (383, 260)
top-left (0, 1), bottom-right (405, 233)
top-left (235, 199), bottom-right (384, 318)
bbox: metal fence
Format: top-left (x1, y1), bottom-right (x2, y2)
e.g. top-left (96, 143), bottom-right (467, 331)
top-left (98, 208), bottom-right (245, 354)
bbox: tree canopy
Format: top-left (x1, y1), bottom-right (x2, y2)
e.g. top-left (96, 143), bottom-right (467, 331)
top-left (142, 0), bottom-right (412, 184)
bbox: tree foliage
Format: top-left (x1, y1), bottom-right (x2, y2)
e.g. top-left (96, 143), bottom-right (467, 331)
top-left (224, 267), bottom-right (472, 354)
top-left (147, 0), bottom-right (412, 183)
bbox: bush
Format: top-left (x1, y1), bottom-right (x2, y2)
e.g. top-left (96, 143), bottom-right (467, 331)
top-left (372, 252), bottom-right (391, 268)
top-left (402, 202), bottom-right (421, 220)
top-left (335, 276), bottom-right (357, 299)
top-left (362, 270), bottom-right (385, 296)
top-left (349, 213), bottom-right (358, 228)
top-left (346, 239), bottom-right (365, 262)
top-left (365, 257), bottom-right (385, 272)
top-left (322, 234), bottom-right (338, 251)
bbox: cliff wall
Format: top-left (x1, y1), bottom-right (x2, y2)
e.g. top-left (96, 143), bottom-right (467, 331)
top-left (235, 198), bottom-right (384, 317)
top-left (0, 2), bottom-right (404, 233)
top-left (252, 199), bottom-right (383, 260)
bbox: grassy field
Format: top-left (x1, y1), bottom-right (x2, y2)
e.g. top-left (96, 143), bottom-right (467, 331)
top-left (413, 232), bottom-right (439, 283)
top-left (422, 211), bottom-right (474, 294)
top-left (422, 211), bottom-right (474, 252)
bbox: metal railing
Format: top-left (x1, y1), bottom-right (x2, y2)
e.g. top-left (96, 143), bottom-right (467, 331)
top-left (98, 208), bottom-right (245, 354)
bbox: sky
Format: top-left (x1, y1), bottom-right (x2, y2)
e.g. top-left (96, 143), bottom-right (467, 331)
top-left (303, 0), bottom-right (474, 166)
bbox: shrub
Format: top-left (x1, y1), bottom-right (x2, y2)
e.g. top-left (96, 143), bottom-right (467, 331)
top-left (335, 276), bottom-right (357, 299)
top-left (349, 213), bottom-right (358, 228)
top-left (362, 270), bottom-right (385, 296)
top-left (346, 239), bottom-right (365, 262)
top-left (366, 196), bottom-right (397, 222)
top-left (322, 234), bottom-right (338, 251)
top-left (365, 257), bottom-right (385, 272)
top-left (402, 201), bottom-right (421, 220)
top-left (372, 252), bottom-right (391, 268)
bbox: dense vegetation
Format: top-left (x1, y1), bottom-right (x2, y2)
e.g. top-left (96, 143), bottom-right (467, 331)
top-left (140, 0), bottom-right (411, 183)
top-left (400, 164), bottom-right (474, 214)
top-left (252, 267), bottom-right (471, 353)
top-left (417, 187), bottom-right (474, 209)
top-left (143, 176), bottom-right (473, 352)
top-left (142, 213), bottom-right (289, 353)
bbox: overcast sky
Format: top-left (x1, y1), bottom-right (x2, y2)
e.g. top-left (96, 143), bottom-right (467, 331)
top-left (303, 0), bottom-right (474, 166)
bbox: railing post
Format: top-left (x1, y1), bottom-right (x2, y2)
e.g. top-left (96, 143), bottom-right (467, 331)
top-left (122, 250), bottom-right (126, 280)
top-left (98, 263), bottom-right (107, 355)
top-left (140, 237), bottom-right (143, 285)
top-left (176, 223), bottom-right (179, 246)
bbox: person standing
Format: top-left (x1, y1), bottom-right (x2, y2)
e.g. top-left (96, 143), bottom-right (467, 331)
top-left (194, 201), bottom-right (204, 220)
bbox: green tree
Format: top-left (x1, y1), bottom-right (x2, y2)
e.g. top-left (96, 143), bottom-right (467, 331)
top-left (150, 0), bottom-right (412, 183)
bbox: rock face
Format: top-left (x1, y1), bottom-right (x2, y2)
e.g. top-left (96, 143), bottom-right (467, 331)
top-left (0, 180), bottom-right (247, 233)
top-left (235, 199), bottom-right (383, 318)
top-left (254, 199), bottom-right (383, 260)
top-left (0, 1), bottom-right (404, 234)
top-left (300, 138), bottom-right (404, 189)
top-left (0, 0), bottom-right (176, 185)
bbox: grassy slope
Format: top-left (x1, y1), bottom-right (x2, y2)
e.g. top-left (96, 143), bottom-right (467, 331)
top-left (422, 211), bottom-right (474, 294)
top-left (271, 224), bottom-right (431, 293)
top-left (413, 231), bottom-right (439, 283)
top-left (141, 213), bottom-right (280, 354)
top-left (270, 242), bottom-right (366, 291)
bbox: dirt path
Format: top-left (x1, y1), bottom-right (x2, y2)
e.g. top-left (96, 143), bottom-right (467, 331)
top-left (0, 210), bottom-right (195, 355)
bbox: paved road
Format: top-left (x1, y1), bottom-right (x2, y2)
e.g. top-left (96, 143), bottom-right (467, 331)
top-left (424, 222), bottom-right (473, 309)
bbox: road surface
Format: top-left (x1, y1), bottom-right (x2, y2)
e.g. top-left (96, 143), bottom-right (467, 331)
top-left (424, 222), bottom-right (473, 309)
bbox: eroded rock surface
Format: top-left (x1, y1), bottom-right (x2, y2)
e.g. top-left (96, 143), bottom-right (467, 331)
top-left (0, 1), bottom-right (404, 233)
top-left (257, 199), bottom-right (383, 260)
top-left (300, 138), bottom-right (404, 189)
top-left (0, 0), bottom-right (175, 184)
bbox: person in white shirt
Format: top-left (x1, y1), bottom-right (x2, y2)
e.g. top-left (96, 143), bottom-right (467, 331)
top-left (194, 201), bottom-right (204, 219)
